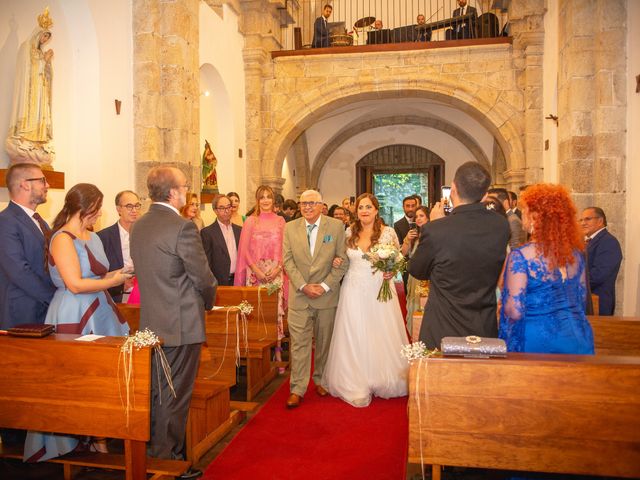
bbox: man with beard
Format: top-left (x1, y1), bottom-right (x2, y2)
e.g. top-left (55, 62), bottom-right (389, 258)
top-left (0, 163), bottom-right (55, 329)
top-left (131, 166), bottom-right (215, 479)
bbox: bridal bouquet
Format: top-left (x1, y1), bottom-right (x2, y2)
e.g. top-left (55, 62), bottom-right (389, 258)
top-left (362, 243), bottom-right (407, 302)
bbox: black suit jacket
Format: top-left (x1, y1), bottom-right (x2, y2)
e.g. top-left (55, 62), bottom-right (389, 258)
top-left (312, 16), bottom-right (330, 48)
top-left (394, 217), bottom-right (411, 245)
top-left (452, 5), bottom-right (477, 39)
top-left (587, 229), bottom-right (622, 315)
top-left (409, 203), bottom-right (510, 349)
top-left (0, 202), bottom-right (56, 328)
top-left (97, 222), bottom-right (125, 302)
top-left (201, 220), bottom-right (242, 286)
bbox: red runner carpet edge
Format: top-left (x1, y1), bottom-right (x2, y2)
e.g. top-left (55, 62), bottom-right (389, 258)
top-left (203, 379), bottom-right (409, 480)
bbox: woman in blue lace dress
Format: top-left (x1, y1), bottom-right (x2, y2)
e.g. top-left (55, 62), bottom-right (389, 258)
top-left (499, 184), bottom-right (594, 354)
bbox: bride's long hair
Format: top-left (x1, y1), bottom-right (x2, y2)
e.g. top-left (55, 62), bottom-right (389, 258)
top-left (347, 193), bottom-right (382, 249)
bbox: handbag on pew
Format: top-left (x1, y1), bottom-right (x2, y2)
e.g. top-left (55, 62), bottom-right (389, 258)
top-left (7, 323), bottom-right (55, 338)
top-left (440, 335), bottom-right (507, 358)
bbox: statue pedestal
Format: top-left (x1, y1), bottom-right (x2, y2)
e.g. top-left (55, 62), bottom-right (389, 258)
top-left (0, 169), bottom-right (65, 189)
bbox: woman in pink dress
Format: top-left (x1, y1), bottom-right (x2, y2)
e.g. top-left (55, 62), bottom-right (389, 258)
top-left (235, 186), bottom-right (287, 370)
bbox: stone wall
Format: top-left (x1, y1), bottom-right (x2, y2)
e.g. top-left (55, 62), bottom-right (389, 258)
top-left (260, 44), bottom-right (526, 192)
top-left (557, 0), bottom-right (627, 313)
top-left (133, 0), bottom-right (200, 198)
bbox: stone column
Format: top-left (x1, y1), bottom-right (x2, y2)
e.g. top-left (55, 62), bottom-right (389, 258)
top-left (557, 0), bottom-right (627, 311)
top-left (133, 0), bottom-right (200, 198)
top-left (239, 0), bottom-right (291, 198)
top-left (292, 132), bottom-right (310, 193)
top-left (510, 0), bottom-right (545, 185)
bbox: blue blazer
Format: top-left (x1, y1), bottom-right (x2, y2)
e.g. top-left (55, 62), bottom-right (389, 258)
top-left (312, 16), bottom-right (330, 48)
top-left (200, 220), bottom-right (241, 286)
top-left (0, 202), bottom-right (56, 328)
top-left (97, 222), bottom-right (125, 302)
top-left (587, 229), bottom-right (622, 315)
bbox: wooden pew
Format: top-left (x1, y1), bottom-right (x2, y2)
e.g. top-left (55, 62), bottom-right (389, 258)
top-left (116, 304), bottom-right (240, 464)
top-left (0, 334), bottom-right (189, 480)
top-left (215, 285), bottom-right (283, 339)
top-left (408, 354), bottom-right (640, 479)
top-left (204, 307), bottom-right (277, 401)
top-left (588, 315), bottom-right (640, 356)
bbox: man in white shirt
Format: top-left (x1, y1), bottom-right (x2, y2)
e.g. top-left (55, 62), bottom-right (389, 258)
top-left (201, 195), bottom-right (242, 286)
top-left (97, 190), bottom-right (141, 302)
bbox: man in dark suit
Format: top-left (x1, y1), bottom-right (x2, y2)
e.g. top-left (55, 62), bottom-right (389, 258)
top-left (394, 195), bottom-right (418, 245)
top-left (0, 163), bottom-right (55, 329)
top-left (97, 190), bottom-right (141, 302)
top-left (312, 4), bottom-right (332, 48)
top-left (409, 162), bottom-right (510, 349)
top-left (201, 194), bottom-right (241, 286)
top-left (580, 207), bottom-right (622, 316)
top-left (446, 0), bottom-right (478, 40)
top-left (131, 167), bottom-right (216, 479)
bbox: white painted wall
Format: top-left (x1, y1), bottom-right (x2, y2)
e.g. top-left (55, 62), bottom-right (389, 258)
top-left (281, 152), bottom-right (297, 200)
top-left (318, 124), bottom-right (474, 207)
top-left (0, 0), bottom-right (134, 229)
top-left (623, 0), bottom-right (640, 316)
top-left (199, 2), bottom-right (246, 225)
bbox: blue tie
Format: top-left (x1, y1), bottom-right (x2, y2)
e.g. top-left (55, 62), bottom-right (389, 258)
top-left (307, 224), bottom-right (316, 245)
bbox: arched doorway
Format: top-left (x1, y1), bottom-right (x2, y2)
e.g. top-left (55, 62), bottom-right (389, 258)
top-left (356, 144), bottom-right (444, 225)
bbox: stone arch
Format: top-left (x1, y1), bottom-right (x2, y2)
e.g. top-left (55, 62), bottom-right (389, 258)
top-left (262, 77), bottom-right (524, 186)
top-left (308, 114), bottom-right (493, 188)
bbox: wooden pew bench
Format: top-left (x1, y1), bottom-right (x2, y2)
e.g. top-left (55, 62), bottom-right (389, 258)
top-left (0, 334), bottom-right (190, 480)
top-left (408, 354), bottom-right (640, 479)
top-left (588, 315), bottom-right (640, 356)
top-left (204, 307), bottom-right (277, 401)
top-left (116, 304), bottom-right (241, 464)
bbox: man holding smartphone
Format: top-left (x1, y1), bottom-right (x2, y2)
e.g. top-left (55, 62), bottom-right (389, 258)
top-left (409, 162), bottom-right (510, 349)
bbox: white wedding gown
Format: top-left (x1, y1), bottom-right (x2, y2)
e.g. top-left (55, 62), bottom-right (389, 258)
top-left (322, 226), bottom-right (409, 408)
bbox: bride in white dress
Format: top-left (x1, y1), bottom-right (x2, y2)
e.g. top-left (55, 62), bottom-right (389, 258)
top-left (322, 193), bottom-right (409, 407)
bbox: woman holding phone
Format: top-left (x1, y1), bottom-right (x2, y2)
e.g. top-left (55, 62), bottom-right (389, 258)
top-left (402, 205), bottom-right (430, 338)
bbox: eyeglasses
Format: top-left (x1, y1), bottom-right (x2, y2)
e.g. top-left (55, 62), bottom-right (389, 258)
top-left (120, 203), bottom-right (142, 211)
top-left (579, 216), bottom-right (598, 222)
top-left (216, 206), bottom-right (233, 211)
top-left (25, 177), bottom-right (47, 184)
top-left (300, 201), bottom-right (321, 208)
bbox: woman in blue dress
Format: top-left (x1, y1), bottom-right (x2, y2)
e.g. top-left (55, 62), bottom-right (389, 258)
top-left (499, 183), bottom-right (594, 354)
top-left (24, 183), bottom-right (132, 462)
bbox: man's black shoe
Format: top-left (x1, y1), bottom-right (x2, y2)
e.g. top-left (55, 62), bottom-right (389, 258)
top-left (178, 468), bottom-right (203, 479)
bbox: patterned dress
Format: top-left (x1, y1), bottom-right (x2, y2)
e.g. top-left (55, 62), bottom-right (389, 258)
top-left (499, 243), bottom-right (594, 354)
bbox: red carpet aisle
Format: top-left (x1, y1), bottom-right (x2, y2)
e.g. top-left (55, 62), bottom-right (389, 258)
top-left (204, 380), bottom-right (409, 480)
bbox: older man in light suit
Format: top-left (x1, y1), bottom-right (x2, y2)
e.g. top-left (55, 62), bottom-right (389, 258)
top-left (131, 167), bottom-right (215, 479)
top-left (283, 190), bottom-right (348, 408)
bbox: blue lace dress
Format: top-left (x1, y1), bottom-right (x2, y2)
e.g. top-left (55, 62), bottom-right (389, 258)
top-left (499, 244), bottom-right (594, 354)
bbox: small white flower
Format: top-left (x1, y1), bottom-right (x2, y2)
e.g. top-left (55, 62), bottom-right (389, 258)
top-left (377, 249), bottom-right (390, 259)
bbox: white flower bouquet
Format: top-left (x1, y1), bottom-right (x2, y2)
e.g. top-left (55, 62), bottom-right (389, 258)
top-left (362, 243), bottom-right (407, 302)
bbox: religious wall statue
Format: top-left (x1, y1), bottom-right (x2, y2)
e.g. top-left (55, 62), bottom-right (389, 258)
top-left (5, 7), bottom-right (55, 168)
top-left (201, 140), bottom-right (219, 194)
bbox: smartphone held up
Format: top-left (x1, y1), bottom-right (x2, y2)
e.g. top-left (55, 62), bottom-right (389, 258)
top-left (441, 186), bottom-right (453, 215)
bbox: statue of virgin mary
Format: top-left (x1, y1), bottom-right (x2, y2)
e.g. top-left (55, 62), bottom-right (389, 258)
top-left (5, 7), bottom-right (55, 168)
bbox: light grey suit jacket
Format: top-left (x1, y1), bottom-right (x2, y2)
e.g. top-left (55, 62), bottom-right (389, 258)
top-left (283, 215), bottom-right (349, 310)
top-left (130, 204), bottom-right (217, 346)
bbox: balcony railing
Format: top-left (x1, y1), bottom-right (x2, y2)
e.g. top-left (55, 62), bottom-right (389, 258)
top-left (275, 0), bottom-right (510, 52)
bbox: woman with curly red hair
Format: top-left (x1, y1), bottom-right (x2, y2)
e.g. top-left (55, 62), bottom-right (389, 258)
top-left (499, 184), bottom-right (594, 353)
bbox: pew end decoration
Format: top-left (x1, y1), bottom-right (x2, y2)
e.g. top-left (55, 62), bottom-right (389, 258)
top-left (204, 300), bottom-right (255, 379)
top-left (119, 328), bottom-right (175, 426)
top-left (401, 341), bottom-right (439, 363)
